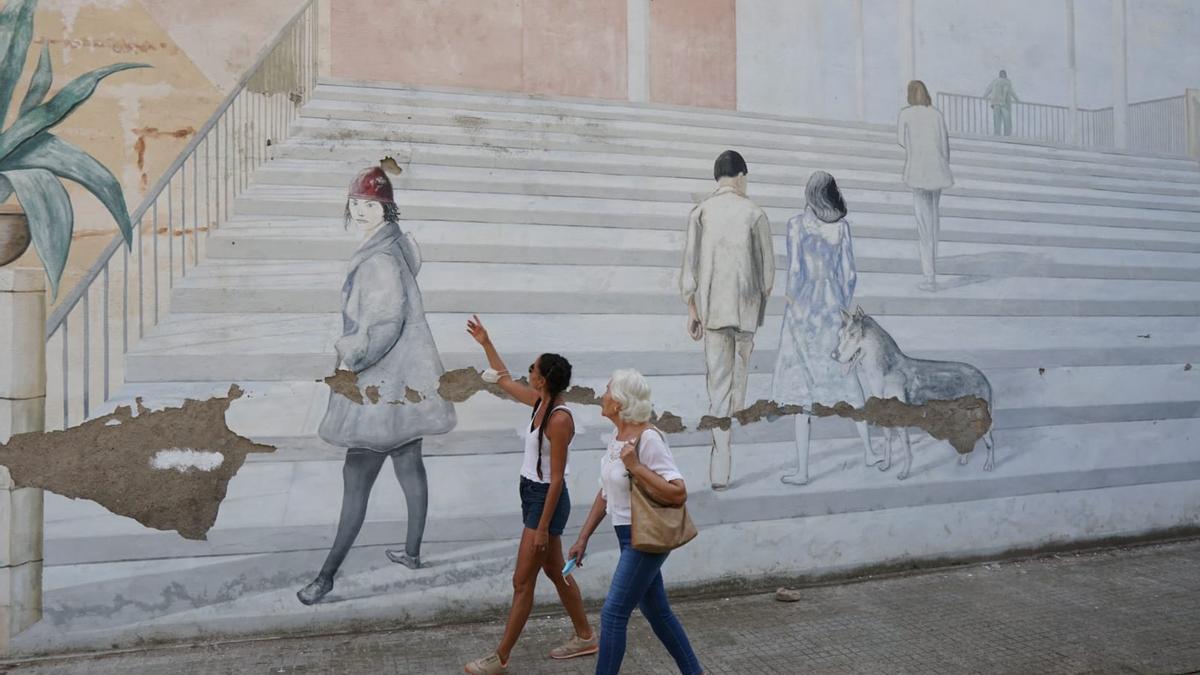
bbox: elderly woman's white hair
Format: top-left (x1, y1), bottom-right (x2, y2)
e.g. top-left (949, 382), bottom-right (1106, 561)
top-left (609, 368), bottom-right (654, 423)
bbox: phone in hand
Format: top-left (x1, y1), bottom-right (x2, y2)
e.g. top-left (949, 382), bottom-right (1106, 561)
top-left (562, 557), bottom-right (578, 578)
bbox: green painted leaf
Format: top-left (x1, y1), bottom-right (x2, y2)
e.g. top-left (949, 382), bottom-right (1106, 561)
top-left (3, 167), bottom-right (73, 298)
top-left (18, 43), bottom-right (52, 117)
top-left (0, 62), bottom-right (150, 160)
top-left (0, 132), bottom-right (132, 247)
top-left (0, 0), bottom-right (37, 130)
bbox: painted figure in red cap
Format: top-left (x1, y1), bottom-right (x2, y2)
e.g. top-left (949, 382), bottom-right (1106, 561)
top-left (298, 167), bottom-right (457, 605)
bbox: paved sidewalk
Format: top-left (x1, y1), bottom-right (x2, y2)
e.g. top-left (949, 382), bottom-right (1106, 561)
top-left (4, 539), bottom-right (1200, 675)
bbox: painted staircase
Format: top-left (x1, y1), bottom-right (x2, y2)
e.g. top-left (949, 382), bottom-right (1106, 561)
top-left (22, 81), bottom-right (1200, 653)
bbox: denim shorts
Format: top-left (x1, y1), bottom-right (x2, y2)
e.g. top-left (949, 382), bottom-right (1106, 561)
top-left (519, 476), bottom-right (570, 536)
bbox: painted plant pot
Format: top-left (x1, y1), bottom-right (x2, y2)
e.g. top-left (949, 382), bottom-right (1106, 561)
top-left (0, 205), bottom-right (31, 267)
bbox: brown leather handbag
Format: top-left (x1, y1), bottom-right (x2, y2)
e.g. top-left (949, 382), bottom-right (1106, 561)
top-left (629, 428), bottom-right (698, 554)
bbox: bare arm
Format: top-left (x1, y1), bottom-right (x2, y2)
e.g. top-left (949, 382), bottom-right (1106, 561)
top-left (466, 315), bottom-right (540, 407)
top-left (620, 438), bottom-right (687, 506)
top-left (568, 490), bottom-right (609, 566)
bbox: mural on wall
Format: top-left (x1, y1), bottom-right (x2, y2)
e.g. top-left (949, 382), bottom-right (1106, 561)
top-left (299, 166), bottom-right (457, 605)
top-left (897, 79), bottom-right (953, 292)
top-left (0, 0), bottom-right (144, 295)
top-left (772, 170), bottom-right (880, 486)
top-left (680, 149), bottom-right (774, 491)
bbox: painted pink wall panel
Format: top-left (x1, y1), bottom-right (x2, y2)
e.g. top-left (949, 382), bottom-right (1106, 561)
top-left (649, 0), bottom-right (737, 109)
top-left (330, 0), bottom-right (525, 91)
top-left (521, 0), bottom-right (627, 99)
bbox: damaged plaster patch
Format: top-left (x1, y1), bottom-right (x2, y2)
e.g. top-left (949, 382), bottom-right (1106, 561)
top-left (430, 369), bottom-right (992, 453)
top-left (0, 385), bottom-right (274, 540)
top-left (151, 448), bottom-right (225, 472)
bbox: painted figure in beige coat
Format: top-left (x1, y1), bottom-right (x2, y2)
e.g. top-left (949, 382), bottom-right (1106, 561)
top-left (897, 80), bottom-right (954, 291)
top-left (681, 150), bottom-right (775, 490)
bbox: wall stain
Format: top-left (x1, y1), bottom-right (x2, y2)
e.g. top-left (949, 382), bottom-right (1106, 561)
top-left (0, 385), bottom-right (274, 541)
top-left (132, 126), bottom-right (195, 190)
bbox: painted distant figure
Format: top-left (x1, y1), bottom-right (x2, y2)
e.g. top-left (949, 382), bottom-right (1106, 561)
top-left (898, 80), bottom-right (954, 292)
top-left (298, 167), bottom-right (457, 606)
top-left (680, 150), bottom-right (774, 490)
top-left (983, 69), bottom-right (1019, 136)
top-left (772, 172), bottom-right (878, 485)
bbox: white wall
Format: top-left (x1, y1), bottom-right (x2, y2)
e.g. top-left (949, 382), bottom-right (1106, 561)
top-left (737, 0), bottom-right (1200, 123)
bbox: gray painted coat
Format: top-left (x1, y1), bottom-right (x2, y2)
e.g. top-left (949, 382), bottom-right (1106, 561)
top-left (897, 105), bottom-right (955, 191)
top-left (318, 222), bottom-right (456, 451)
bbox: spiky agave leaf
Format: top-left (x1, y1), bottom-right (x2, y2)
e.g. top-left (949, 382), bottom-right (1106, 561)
top-left (0, 62), bottom-right (149, 161)
top-left (1, 132), bottom-right (134, 248)
top-left (18, 43), bottom-right (52, 117)
top-left (3, 167), bottom-right (73, 297)
top-left (0, 0), bottom-right (37, 130)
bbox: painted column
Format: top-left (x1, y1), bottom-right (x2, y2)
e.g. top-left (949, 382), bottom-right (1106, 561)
top-left (1187, 89), bottom-right (1200, 158)
top-left (854, 0), bottom-right (866, 121)
top-left (1112, 0), bottom-right (1129, 149)
top-left (1067, 0), bottom-right (1079, 145)
top-left (317, 0), bottom-right (332, 79)
top-left (627, 0), bottom-right (650, 102)
top-left (0, 267), bottom-right (45, 654)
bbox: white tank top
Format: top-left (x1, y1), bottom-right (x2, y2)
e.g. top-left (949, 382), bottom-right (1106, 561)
top-left (521, 401), bottom-right (573, 483)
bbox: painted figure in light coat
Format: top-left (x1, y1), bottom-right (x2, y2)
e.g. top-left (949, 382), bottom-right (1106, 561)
top-left (772, 172), bottom-right (879, 485)
top-left (298, 167), bottom-right (457, 606)
top-left (983, 69), bottom-right (1019, 136)
top-left (681, 150), bottom-right (774, 490)
top-left (897, 80), bottom-right (954, 291)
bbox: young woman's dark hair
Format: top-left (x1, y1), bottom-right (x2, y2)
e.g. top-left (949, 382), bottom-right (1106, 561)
top-left (533, 353), bottom-right (572, 480)
top-left (343, 200), bottom-right (402, 230)
top-left (713, 149), bottom-right (748, 180)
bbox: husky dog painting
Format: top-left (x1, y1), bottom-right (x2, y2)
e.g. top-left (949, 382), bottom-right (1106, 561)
top-left (833, 307), bottom-right (995, 480)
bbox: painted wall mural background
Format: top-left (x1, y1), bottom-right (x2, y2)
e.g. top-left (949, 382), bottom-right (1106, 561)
top-left (1, 0), bottom-right (1198, 657)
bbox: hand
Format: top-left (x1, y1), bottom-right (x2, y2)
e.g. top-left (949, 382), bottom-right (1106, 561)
top-left (567, 539), bottom-right (588, 568)
top-left (619, 440), bottom-right (640, 470)
top-left (466, 314), bottom-right (491, 347)
top-left (534, 527), bottom-right (550, 553)
top-left (687, 303), bottom-right (704, 342)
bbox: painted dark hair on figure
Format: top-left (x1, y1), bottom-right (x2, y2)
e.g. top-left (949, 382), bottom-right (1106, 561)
top-left (714, 149), bottom-right (748, 180)
top-left (534, 353), bottom-right (573, 480)
top-left (806, 170), bottom-right (848, 223)
top-left (343, 200), bottom-right (401, 230)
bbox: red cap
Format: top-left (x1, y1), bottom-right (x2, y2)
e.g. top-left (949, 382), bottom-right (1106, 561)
top-left (348, 167), bottom-right (394, 204)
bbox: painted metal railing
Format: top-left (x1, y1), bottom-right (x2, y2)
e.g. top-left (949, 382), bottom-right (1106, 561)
top-left (44, 0), bottom-right (318, 430)
top-left (937, 91), bottom-right (1189, 156)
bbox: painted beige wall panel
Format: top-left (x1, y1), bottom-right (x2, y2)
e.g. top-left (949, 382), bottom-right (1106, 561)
top-left (138, 0), bottom-right (306, 91)
top-left (8, 1), bottom-right (222, 301)
top-left (330, 0), bottom-right (525, 92)
top-left (649, 0), bottom-right (737, 109)
top-left (521, 0), bottom-right (626, 99)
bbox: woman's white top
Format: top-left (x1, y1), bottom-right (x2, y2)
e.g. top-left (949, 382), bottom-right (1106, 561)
top-left (520, 403), bottom-right (573, 484)
top-left (599, 428), bottom-right (684, 526)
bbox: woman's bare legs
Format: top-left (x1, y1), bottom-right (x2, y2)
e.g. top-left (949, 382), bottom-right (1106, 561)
top-left (496, 528), bottom-right (547, 663)
top-left (541, 535), bottom-right (594, 639)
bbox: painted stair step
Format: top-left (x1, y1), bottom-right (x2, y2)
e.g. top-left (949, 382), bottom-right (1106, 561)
top-left (166, 260), bottom-right (1200, 317)
top-left (42, 417), bottom-right (1200, 561)
top-left (122, 312), bottom-right (1200, 382)
top-left (309, 82), bottom-right (1200, 173)
top-left (203, 220), bottom-right (1200, 282)
top-left (299, 97), bottom-right (1200, 178)
top-left (96, 363), bottom-right (1200, 454)
top-left (254, 159), bottom-right (1200, 213)
top-left (273, 138), bottom-right (1200, 199)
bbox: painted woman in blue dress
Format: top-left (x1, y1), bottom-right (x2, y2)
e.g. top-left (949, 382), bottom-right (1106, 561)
top-left (772, 171), bottom-right (880, 485)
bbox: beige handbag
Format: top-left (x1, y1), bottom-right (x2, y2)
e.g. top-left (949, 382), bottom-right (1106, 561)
top-left (629, 428), bottom-right (698, 554)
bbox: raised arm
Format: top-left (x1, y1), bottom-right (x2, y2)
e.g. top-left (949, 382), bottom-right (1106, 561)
top-left (466, 315), bottom-right (540, 407)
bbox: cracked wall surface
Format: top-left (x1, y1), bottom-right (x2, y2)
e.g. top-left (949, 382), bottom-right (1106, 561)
top-left (0, 386), bottom-right (273, 540)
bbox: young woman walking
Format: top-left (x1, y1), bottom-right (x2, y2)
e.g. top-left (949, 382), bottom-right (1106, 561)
top-left (897, 79), bottom-right (954, 291)
top-left (569, 368), bottom-right (704, 675)
top-left (463, 315), bottom-right (596, 675)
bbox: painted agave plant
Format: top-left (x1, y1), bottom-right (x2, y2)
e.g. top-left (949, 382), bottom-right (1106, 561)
top-left (0, 0), bottom-right (148, 297)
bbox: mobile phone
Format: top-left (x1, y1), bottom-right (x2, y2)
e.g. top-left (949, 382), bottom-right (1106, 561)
top-left (562, 557), bottom-right (578, 577)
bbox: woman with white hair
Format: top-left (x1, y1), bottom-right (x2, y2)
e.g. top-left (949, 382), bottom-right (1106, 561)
top-left (568, 369), bottom-right (704, 675)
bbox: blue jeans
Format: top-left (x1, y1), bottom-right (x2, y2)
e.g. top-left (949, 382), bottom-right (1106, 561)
top-left (596, 525), bottom-right (702, 675)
